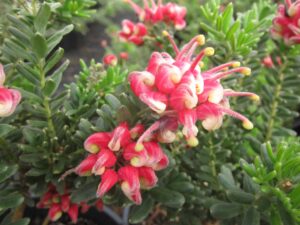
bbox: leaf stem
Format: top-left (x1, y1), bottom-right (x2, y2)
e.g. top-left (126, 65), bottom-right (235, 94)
top-left (265, 64), bottom-right (286, 142)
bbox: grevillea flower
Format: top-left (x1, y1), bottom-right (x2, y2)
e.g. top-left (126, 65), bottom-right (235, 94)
top-left (103, 54), bottom-right (118, 66)
top-left (124, 0), bottom-right (186, 30)
top-left (97, 169), bottom-right (119, 198)
top-left (262, 56), bottom-right (283, 68)
top-left (0, 64), bottom-right (21, 117)
top-left (75, 153), bottom-right (98, 176)
top-left (138, 167), bottom-right (158, 189)
top-left (92, 149), bottom-right (117, 175)
top-left (120, 52), bottom-right (129, 60)
top-left (37, 185), bottom-right (89, 223)
top-left (119, 20), bottom-right (147, 45)
top-left (271, 0), bottom-right (300, 45)
top-left (72, 122), bottom-right (169, 205)
top-left (118, 166), bottom-right (142, 205)
top-left (129, 32), bottom-right (258, 146)
top-left (84, 132), bottom-right (111, 153)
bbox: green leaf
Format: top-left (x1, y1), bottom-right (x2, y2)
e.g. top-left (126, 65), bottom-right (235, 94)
top-left (210, 202), bottom-right (243, 219)
top-left (47, 25), bottom-right (74, 53)
top-left (105, 94), bottom-right (121, 110)
top-left (34, 3), bottom-right (51, 34)
top-left (26, 168), bottom-right (47, 176)
top-left (44, 48), bottom-right (64, 74)
top-left (0, 165), bottom-right (18, 183)
top-left (43, 60), bottom-right (69, 96)
top-left (227, 189), bottom-right (255, 204)
top-left (0, 124), bottom-right (15, 137)
top-left (242, 207), bottom-right (260, 225)
top-left (150, 187), bottom-right (185, 208)
top-left (129, 196), bottom-right (154, 224)
top-left (31, 33), bottom-right (48, 58)
top-left (0, 192), bottom-right (24, 210)
top-left (222, 3), bottom-right (233, 32)
top-left (71, 180), bottom-right (98, 203)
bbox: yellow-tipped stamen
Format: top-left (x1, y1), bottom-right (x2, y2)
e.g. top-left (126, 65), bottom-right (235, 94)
top-left (204, 47), bottom-right (215, 56)
top-left (196, 35), bottom-right (205, 46)
top-left (89, 144), bottom-right (100, 154)
top-left (249, 94), bottom-right (260, 102)
top-left (232, 61), bottom-right (241, 68)
top-left (241, 67), bottom-right (251, 76)
top-left (242, 120), bottom-right (254, 130)
top-left (135, 143), bottom-right (144, 152)
top-left (162, 30), bottom-right (179, 55)
top-left (187, 137), bottom-right (199, 147)
top-left (162, 30), bottom-right (169, 36)
top-left (199, 61), bottom-right (204, 68)
top-left (131, 157), bottom-right (140, 166)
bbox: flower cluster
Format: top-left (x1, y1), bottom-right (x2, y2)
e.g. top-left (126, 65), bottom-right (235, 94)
top-left (37, 184), bottom-right (103, 223)
top-left (271, 0), bottom-right (300, 45)
top-left (0, 64), bottom-right (21, 117)
top-left (75, 122), bottom-right (169, 205)
top-left (103, 52), bottom-right (129, 66)
top-left (129, 32), bottom-right (259, 147)
top-left (119, 20), bottom-right (147, 45)
top-left (262, 55), bottom-right (282, 68)
top-left (124, 0), bottom-right (186, 30)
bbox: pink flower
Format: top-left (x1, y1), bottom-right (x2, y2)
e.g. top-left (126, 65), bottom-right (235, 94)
top-left (130, 123), bottom-right (145, 139)
top-left (120, 52), bottom-right (129, 60)
top-left (75, 154), bottom-right (98, 176)
top-left (129, 33), bottom-right (257, 146)
top-left (61, 194), bottom-right (71, 212)
top-left (124, 0), bottom-right (186, 30)
top-left (92, 149), bottom-right (117, 175)
top-left (67, 204), bottom-right (79, 223)
top-left (153, 154), bottom-right (169, 171)
top-left (118, 166), bottom-right (142, 205)
top-left (123, 142), bottom-right (149, 167)
top-left (103, 54), bottom-right (118, 66)
top-left (84, 132), bottom-right (111, 153)
top-left (138, 167), bottom-right (158, 189)
top-left (162, 2), bottom-right (187, 30)
top-left (119, 20), bottom-right (147, 45)
top-left (38, 185), bottom-right (88, 223)
top-left (97, 169), bottom-right (119, 198)
top-left (271, 0), bottom-right (300, 45)
top-left (0, 64), bottom-right (22, 117)
top-left (108, 122), bottom-right (131, 151)
top-left (80, 202), bottom-right (90, 213)
top-left (48, 204), bottom-right (62, 221)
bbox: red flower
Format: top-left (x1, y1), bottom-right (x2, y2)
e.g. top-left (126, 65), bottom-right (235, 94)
top-left (138, 167), bottom-right (158, 189)
top-left (118, 166), bottom-right (142, 205)
top-left (84, 132), bottom-right (111, 153)
top-left (129, 33), bottom-right (257, 146)
top-left (271, 0), bottom-right (300, 45)
top-left (124, 0), bottom-right (186, 30)
top-left (92, 149), bottom-right (117, 175)
top-left (48, 204), bottom-right (62, 222)
top-left (0, 64), bottom-right (22, 117)
top-left (96, 169), bottom-right (119, 198)
top-left (120, 52), bottom-right (129, 60)
top-left (119, 20), bottom-right (147, 45)
top-left (75, 154), bottom-right (98, 176)
top-left (103, 54), bottom-right (118, 66)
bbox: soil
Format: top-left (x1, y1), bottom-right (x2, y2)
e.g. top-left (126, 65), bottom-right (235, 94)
top-left (60, 22), bottom-right (109, 84)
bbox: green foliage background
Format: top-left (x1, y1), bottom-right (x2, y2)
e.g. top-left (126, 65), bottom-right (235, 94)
top-left (0, 0), bottom-right (299, 225)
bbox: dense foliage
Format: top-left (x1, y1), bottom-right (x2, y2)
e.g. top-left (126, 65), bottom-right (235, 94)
top-left (0, 0), bottom-right (299, 225)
